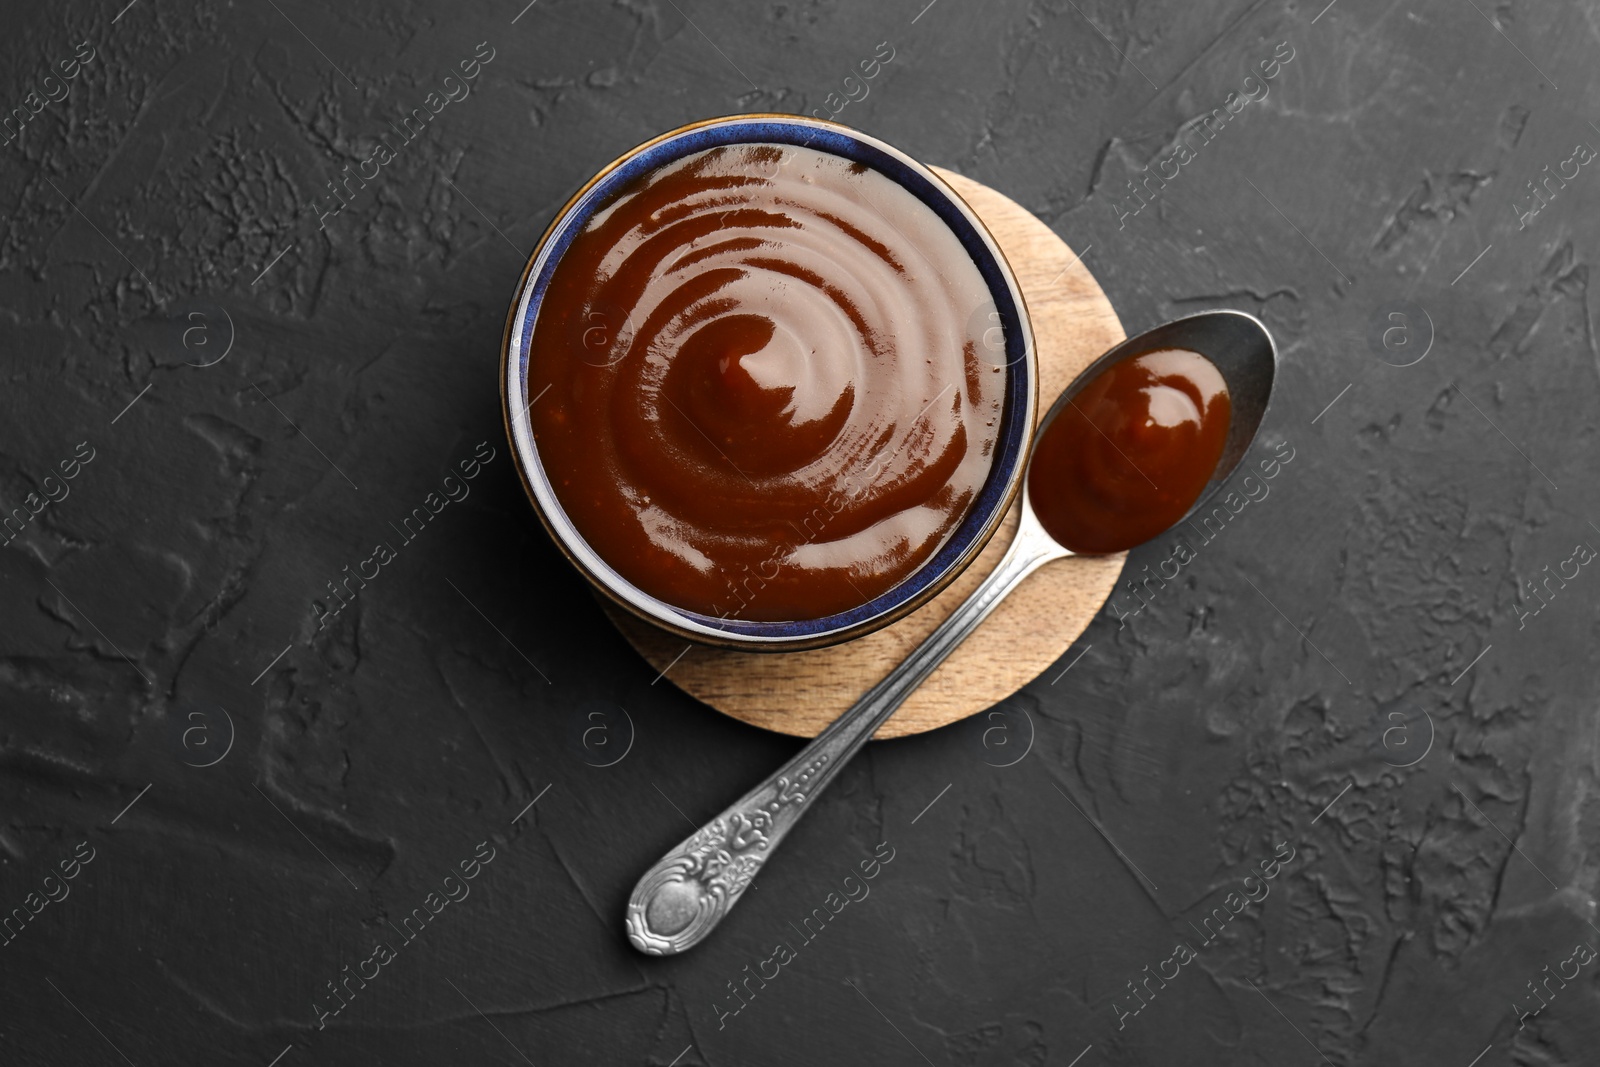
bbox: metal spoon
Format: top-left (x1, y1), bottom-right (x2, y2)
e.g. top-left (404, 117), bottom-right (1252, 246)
top-left (625, 309), bottom-right (1278, 955)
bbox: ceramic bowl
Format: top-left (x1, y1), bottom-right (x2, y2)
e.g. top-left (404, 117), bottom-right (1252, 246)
top-left (501, 114), bottom-right (1037, 651)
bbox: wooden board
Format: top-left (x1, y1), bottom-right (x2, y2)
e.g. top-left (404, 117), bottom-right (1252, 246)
top-left (606, 168), bottom-right (1127, 739)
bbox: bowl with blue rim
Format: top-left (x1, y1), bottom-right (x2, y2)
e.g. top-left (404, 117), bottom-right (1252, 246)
top-left (501, 114), bottom-right (1038, 651)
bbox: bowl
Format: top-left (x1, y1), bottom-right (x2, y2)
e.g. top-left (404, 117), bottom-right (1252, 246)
top-left (500, 114), bottom-right (1037, 651)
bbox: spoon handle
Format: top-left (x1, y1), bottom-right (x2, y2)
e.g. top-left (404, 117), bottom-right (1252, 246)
top-left (625, 509), bottom-right (1069, 955)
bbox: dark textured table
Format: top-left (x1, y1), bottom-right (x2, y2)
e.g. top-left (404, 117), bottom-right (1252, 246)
top-left (3, 1), bottom-right (1596, 1064)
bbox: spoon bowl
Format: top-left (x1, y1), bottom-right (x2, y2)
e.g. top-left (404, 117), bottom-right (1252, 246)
top-left (1027, 308), bottom-right (1278, 536)
top-left (625, 309), bottom-right (1278, 955)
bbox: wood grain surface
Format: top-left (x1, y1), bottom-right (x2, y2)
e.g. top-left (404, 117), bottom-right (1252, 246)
top-left (606, 167), bottom-right (1128, 738)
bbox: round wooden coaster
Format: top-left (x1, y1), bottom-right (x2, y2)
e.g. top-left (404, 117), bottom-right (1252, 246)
top-left (605, 168), bottom-right (1127, 739)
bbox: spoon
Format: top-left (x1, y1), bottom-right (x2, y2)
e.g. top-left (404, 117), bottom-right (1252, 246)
top-left (625, 309), bottom-right (1278, 955)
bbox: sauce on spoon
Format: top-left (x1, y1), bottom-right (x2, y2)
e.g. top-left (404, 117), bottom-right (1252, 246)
top-left (1027, 347), bottom-right (1231, 554)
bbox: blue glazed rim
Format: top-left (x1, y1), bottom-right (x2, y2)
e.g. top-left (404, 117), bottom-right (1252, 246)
top-left (501, 114), bottom-right (1038, 650)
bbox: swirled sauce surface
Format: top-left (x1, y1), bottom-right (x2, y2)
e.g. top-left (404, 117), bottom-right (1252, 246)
top-left (1028, 348), bottom-right (1231, 554)
top-left (529, 144), bottom-right (1004, 621)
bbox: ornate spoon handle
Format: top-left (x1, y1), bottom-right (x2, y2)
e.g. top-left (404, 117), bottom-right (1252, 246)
top-left (625, 509), bottom-right (1068, 955)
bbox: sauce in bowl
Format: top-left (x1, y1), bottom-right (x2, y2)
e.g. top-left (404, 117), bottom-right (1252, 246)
top-left (529, 144), bottom-right (1005, 621)
top-left (1028, 348), bottom-right (1231, 554)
